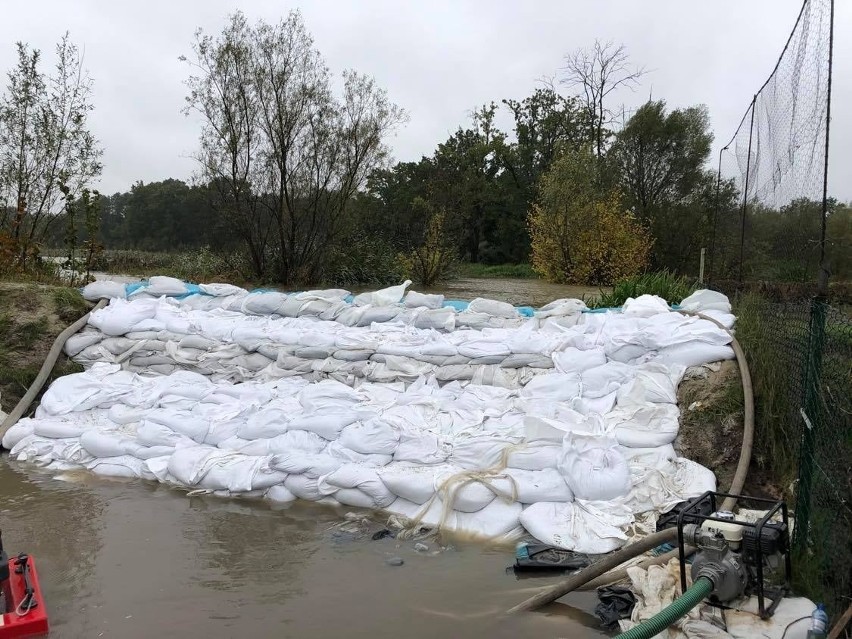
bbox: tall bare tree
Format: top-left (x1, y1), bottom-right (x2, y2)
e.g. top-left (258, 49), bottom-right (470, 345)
top-left (183, 11), bottom-right (406, 284)
top-left (561, 40), bottom-right (646, 158)
top-left (0, 34), bottom-right (102, 265)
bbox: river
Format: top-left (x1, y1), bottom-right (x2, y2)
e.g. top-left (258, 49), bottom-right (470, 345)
top-left (2, 442), bottom-right (609, 639)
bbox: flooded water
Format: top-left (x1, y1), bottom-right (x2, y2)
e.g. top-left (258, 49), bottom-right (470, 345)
top-left (88, 271), bottom-right (602, 308)
top-left (0, 460), bottom-right (608, 639)
top-left (425, 278), bottom-right (602, 308)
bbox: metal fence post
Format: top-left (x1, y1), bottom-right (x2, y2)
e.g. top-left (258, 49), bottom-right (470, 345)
top-left (738, 98), bottom-right (757, 284)
top-left (794, 297), bottom-right (827, 551)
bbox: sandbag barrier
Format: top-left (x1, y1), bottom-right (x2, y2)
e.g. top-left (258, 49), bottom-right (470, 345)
top-left (69, 281), bottom-right (736, 390)
top-left (3, 282), bottom-right (738, 550)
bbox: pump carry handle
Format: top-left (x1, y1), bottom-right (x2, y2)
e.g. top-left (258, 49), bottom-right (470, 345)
top-left (13, 553), bottom-right (38, 610)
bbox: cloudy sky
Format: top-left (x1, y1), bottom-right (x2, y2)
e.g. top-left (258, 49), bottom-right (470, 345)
top-left (2, 0), bottom-right (849, 200)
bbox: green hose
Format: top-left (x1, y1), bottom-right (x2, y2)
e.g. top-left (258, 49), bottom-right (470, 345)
top-left (615, 576), bottom-right (713, 639)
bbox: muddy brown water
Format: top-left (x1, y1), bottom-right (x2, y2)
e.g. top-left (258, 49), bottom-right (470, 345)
top-left (0, 276), bottom-right (610, 637)
top-left (1, 458), bottom-right (608, 638)
top-left (90, 272), bottom-right (603, 309)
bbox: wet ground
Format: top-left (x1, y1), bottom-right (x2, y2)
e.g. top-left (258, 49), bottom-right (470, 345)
top-left (0, 460), bottom-right (609, 638)
top-left (424, 278), bottom-right (602, 308)
top-left (89, 272), bottom-right (603, 308)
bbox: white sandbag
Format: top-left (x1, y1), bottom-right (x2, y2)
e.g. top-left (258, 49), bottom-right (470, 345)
top-left (32, 420), bottom-right (87, 439)
top-left (581, 362), bottom-right (636, 398)
top-left (89, 298), bottom-right (159, 336)
top-left (283, 474), bottom-right (328, 501)
top-left (559, 434), bottom-right (631, 501)
top-left (520, 500), bottom-right (634, 553)
top-left (265, 483), bottom-right (297, 503)
top-left (503, 468), bottom-right (574, 503)
top-left (606, 403), bottom-right (681, 448)
top-left (352, 280), bottom-right (411, 306)
top-left (358, 307), bottom-right (401, 325)
top-left (319, 464), bottom-right (396, 508)
top-left (506, 441), bottom-right (561, 471)
top-left (200, 456), bottom-right (287, 492)
top-left (448, 437), bottom-right (515, 470)
top-left (326, 440), bottom-right (393, 466)
top-left (87, 455), bottom-right (146, 478)
top-left (679, 290), bottom-right (731, 314)
top-left (136, 420), bottom-right (193, 447)
top-left (616, 362), bottom-right (684, 406)
top-left (298, 380), bottom-right (361, 411)
top-left (269, 452), bottom-right (342, 477)
top-left (437, 472), bottom-right (498, 513)
top-left (519, 372), bottom-right (582, 402)
top-left (1, 420), bottom-right (35, 449)
top-left (288, 411), bottom-right (360, 440)
top-left (466, 298), bottom-right (517, 319)
top-left (80, 430), bottom-right (140, 458)
top-left (413, 308), bottom-right (456, 331)
top-left (232, 430), bottom-right (327, 456)
top-left (535, 298), bottom-right (586, 319)
top-left (394, 432), bottom-right (449, 464)
top-left (523, 411), bottom-right (606, 442)
top-left (378, 463), bottom-right (444, 504)
top-left (242, 292), bottom-right (288, 315)
top-left (146, 409), bottom-right (210, 443)
top-left (82, 280), bottom-right (127, 301)
top-left (455, 499), bottom-right (523, 537)
top-left (199, 283), bottom-right (247, 297)
top-left (622, 295), bottom-right (670, 317)
top-left (237, 408), bottom-right (292, 439)
top-left (405, 291), bottom-right (444, 309)
top-left (338, 419), bottom-right (399, 455)
top-left (134, 276), bottom-right (188, 297)
top-left (654, 342), bottom-right (735, 368)
top-left (552, 347), bottom-right (606, 374)
top-left (64, 331), bottom-right (104, 357)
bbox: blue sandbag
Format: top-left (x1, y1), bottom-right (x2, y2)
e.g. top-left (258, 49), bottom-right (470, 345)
top-left (125, 281), bottom-right (147, 296)
top-left (516, 306), bottom-right (535, 317)
top-left (442, 299), bottom-right (470, 312)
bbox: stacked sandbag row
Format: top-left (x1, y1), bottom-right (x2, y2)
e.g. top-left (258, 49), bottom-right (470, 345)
top-left (66, 290), bottom-right (735, 392)
top-left (5, 342), bottom-right (714, 550)
top-left (82, 277), bottom-right (549, 332)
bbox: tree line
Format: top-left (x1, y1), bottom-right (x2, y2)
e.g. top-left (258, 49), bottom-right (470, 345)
top-left (1, 14), bottom-right (848, 286)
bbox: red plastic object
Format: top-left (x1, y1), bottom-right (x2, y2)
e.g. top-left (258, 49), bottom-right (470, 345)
top-left (1, 555), bottom-right (49, 638)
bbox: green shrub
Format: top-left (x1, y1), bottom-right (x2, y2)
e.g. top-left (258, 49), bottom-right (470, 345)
top-left (590, 270), bottom-right (697, 308)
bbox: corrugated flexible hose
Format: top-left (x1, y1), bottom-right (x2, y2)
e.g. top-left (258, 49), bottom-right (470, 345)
top-left (615, 576), bottom-right (714, 639)
top-left (0, 298), bottom-right (107, 443)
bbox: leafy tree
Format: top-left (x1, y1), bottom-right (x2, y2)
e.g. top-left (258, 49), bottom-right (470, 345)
top-left (430, 104), bottom-right (506, 263)
top-left (396, 201), bottom-right (457, 286)
top-left (0, 34), bottom-right (102, 267)
top-left (493, 87), bottom-right (591, 262)
top-left (183, 11), bottom-right (406, 284)
top-left (611, 100), bottom-right (714, 272)
top-left (528, 147), bottom-right (651, 285)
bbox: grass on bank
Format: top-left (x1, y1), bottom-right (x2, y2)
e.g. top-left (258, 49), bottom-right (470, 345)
top-left (0, 283), bottom-right (87, 414)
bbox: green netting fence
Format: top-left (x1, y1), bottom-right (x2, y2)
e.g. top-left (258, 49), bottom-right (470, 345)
top-left (705, 0), bottom-right (848, 616)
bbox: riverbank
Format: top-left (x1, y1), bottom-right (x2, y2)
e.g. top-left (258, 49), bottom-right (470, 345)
top-left (0, 282), bottom-right (89, 416)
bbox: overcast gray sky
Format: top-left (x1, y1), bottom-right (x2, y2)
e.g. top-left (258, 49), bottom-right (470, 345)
top-left (2, 0), bottom-right (849, 200)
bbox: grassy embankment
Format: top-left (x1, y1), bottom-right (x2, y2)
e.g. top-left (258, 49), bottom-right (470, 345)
top-left (0, 283), bottom-right (89, 416)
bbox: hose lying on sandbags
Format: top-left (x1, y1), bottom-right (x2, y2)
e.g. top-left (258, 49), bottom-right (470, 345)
top-left (508, 308), bottom-right (755, 613)
top-left (615, 576), bottom-right (714, 639)
top-left (0, 298), bottom-right (107, 443)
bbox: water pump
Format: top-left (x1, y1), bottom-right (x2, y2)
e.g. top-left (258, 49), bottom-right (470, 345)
top-left (670, 491), bottom-right (792, 618)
